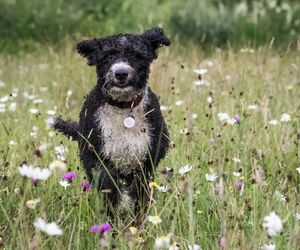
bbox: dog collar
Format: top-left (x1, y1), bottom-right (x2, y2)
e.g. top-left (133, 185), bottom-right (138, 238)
top-left (107, 93), bottom-right (144, 109)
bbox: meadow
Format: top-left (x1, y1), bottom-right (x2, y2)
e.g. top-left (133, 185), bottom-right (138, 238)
top-left (0, 42), bottom-right (299, 249)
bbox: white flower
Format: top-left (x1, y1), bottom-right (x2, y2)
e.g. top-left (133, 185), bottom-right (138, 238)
top-left (9, 140), bottom-right (17, 146)
top-left (29, 108), bottom-right (39, 114)
top-left (148, 215), bottom-right (162, 225)
top-left (59, 180), bottom-right (70, 189)
top-left (274, 191), bottom-right (286, 202)
top-left (205, 173), bottom-right (218, 182)
top-left (155, 235), bottom-right (171, 249)
top-left (178, 165), bottom-right (192, 175)
top-left (34, 217), bottom-right (63, 236)
top-left (297, 167), bottom-right (300, 174)
top-left (262, 243), bottom-right (276, 250)
top-left (46, 110), bottom-right (56, 116)
top-left (268, 120), bottom-right (278, 126)
top-left (160, 105), bottom-right (171, 111)
top-left (67, 90), bottom-right (73, 96)
top-left (0, 95), bottom-right (9, 103)
top-left (217, 112), bottom-right (230, 122)
top-left (233, 171), bottom-right (241, 177)
top-left (262, 212), bottom-right (283, 236)
top-left (193, 80), bottom-right (209, 86)
top-left (46, 117), bottom-right (55, 127)
top-left (194, 68), bottom-right (208, 75)
top-left (33, 99), bottom-right (44, 104)
top-left (49, 160), bottom-right (67, 172)
top-left (191, 113), bottom-right (198, 119)
top-left (8, 102), bottom-right (16, 111)
top-left (248, 104), bottom-right (258, 111)
top-left (175, 100), bottom-right (183, 106)
top-left (207, 96), bottom-right (212, 103)
top-left (26, 198), bottom-right (41, 209)
top-left (157, 185), bottom-right (169, 193)
top-left (188, 244), bottom-right (201, 250)
top-left (232, 157), bottom-right (241, 163)
top-left (227, 118), bottom-right (237, 125)
top-left (180, 128), bottom-right (188, 134)
top-left (169, 242), bottom-right (179, 250)
top-left (18, 164), bottom-right (51, 180)
top-left (280, 113), bottom-right (291, 122)
top-left (295, 213), bottom-right (300, 221)
top-left (55, 145), bottom-right (68, 156)
top-left (0, 80), bottom-right (5, 87)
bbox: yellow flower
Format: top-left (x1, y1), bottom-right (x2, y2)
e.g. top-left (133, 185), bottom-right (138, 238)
top-left (197, 210), bottom-right (203, 215)
top-left (136, 237), bottom-right (144, 243)
top-left (129, 226), bottom-right (138, 235)
top-left (149, 181), bottom-right (158, 188)
top-left (26, 198), bottom-right (41, 209)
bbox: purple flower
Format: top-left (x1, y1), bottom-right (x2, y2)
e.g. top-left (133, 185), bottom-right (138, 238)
top-left (63, 172), bottom-right (76, 181)
top-left (209, 137), bottom-right (215, 145)
top-left (81, 181), bottom-right (92, 191)
top-left (234, 181), bottom-right (244, 190)
top-left (218, 236), bottom-right (226, 247)
top-left (90, 223), bottom-right (111, 233)
top-left (31, 178), bottom-right (39, 185)
top-left (235, 115), bottom-right (241, 124)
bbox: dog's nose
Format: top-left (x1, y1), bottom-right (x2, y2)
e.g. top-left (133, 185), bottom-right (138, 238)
top-left (115, 68), bottom-right (129, 82)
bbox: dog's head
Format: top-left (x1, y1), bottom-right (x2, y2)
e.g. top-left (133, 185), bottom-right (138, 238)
top-left (76, 27), bottom-right (170, 101)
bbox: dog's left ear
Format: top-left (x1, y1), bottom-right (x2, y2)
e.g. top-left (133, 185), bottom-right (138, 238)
top-left (76, 39), bottom-right (100, 66)
top-left (141, 27), bottom-right (171, 50)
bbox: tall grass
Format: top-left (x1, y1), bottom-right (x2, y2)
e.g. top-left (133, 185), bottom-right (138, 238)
top-left (0, 42), bottom-right (299, 249)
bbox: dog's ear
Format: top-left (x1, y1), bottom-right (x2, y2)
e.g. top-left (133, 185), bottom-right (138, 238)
top-left (76, 39), bottom-right (100, 66)
top-left (141, 27), bottom-right (171, 50)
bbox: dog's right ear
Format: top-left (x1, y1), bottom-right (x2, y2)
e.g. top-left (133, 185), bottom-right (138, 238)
top-left (76, 39), bottom-right (100, 66)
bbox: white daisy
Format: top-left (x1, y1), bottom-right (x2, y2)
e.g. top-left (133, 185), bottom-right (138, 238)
top-left (175, 100), bottom-right (183, 106)
top-left (274, 191), bottom-right (286, 202)
top-left (232, 157), bottom-right (241, 163)
top-left (280, 113), bottom-right (291, 122)
top-left (8, 102), bottom-right (16, 111)
top-left (194, 68), bottom-right (208, 75)
top-left (58, 180), bottom-right (70, 189)
top-left (0, 95), bottom-right (9, 103)
top-left (155, 235), bottom-right (171, 249)
top-left (248, 104), bottom-right (258, 111)
top-left (295, 213), bottom-right (300, 221)
top-left (180, 128), bottom-right (188, 134)
top-left (46, 110), bottom-right (56, 116)
top-left (49, 160), bottom-right (67, 172)
top-left (233, 171), bottom-right (241, 177)
top-left (33, 99), bottom-right (44, 104)
top-left (9, 140), bottom-right (17, 146)
top-left (191, 113), bottom-right (198, 119)
top-left (262, 243), bottom-right (276, 250)
top-left (188, 244), bottom-right (202, 250)
top-left (262, 212), bottom-right (283, 236)
top-left (18, 164), bottom-right (51, 180)
top-left (29, 108), bottom-right (39, 114)
top-left (268, 120), bottom-right (278, 126)
top-left (178, 165), bottom-right (192, 175)
top-left (297, 167), bottom-right (300, 174)
top-left (157, 185), bottom-right (169, 193)
top-left (67, 90), bottom-right (73, 96)
top-left (46, 117), bottom-right (55, 127)
top-left (207, 96), bottom-right (212, 103)
top-left (34, 217), bottom-right (63, 236)
top-left (148, 215), bottom-right (162, 225)
top-left (217, 112), bottom-right (230, 122)
top-left (205, 173), bottom-right (218, 182)
top-left (193, 80), bottom-right (209, 86)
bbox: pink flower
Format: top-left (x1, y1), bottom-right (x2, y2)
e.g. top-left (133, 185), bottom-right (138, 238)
top-left (235, 115), bottom-right (241, 124)
top-left (81, 181), bottom-right (92, 191)
top-left (234, 181), bottom-right (244, 190)
top-left (31, 178), bottom-right (39, 185)
top-left (90, 223), bottom-right (111, 233)
top-left (209, 137), bottom-right (215, 145)
top-left (218, 236), bottom-right (226, 247)
top-left (63, 172), bottom-right (76, 181)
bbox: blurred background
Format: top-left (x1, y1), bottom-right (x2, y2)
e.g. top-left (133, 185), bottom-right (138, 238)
top-left (1, 0), bottom-right (300, 53)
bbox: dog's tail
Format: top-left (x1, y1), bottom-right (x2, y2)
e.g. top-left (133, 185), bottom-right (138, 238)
top-left (53, 117), bottom-right (80, 141)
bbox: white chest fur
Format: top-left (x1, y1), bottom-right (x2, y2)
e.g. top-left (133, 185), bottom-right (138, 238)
top-left (95, 95), bottom-right (151, 175)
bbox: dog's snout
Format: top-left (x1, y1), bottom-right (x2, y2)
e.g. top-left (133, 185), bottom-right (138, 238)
top-left (115, 68), bottom-right (129, 81)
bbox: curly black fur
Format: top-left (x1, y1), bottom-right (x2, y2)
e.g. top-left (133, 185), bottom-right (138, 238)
top-left (54, 27), bottom-right (170, 223)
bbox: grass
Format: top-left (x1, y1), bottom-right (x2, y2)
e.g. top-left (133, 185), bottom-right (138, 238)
top-left (0, 43), bottom-right (300, 249)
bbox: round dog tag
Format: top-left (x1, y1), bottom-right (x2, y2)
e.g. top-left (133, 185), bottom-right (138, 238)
top-left (124, 116), bottom-right (135, 128)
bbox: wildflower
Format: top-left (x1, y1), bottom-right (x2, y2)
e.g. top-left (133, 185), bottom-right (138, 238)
top-left (149, 181), bottom-right (158, 188)
top-left (205, 173), bottom-right (218, 182)
top-left (262, 243), bottom-right (276, 250)
top-left (194, 68), bottom-right (208, 75)
top-left (234, 115), bottom-right (241, 124)
top-left (0, 95), bottom-right (9, 103)
top-left (232, 157), bottom-right (241, 163)
top-left (233, 171), bottom-right (241, 177)
top-left (26, 198), bottom-right (41, 209)
top-left (90, 223), bottom-right (111, 233)
top-left (179, 128), bottom-right (188, 134)
top-left (207, 96), bottom-right (212, 103)
top-left (209, 137), bottom-right (215, 145)
top-left (295, 213), bottom-right (300, 221)
top-left (197, 210), bottom-right (203, 215)
top-left (193, 80), bottom-right (209, 86)
top-left (148, 215), bottom-right (162, 225)
top-left (178, 165), bottom-right (192, 175)
top-left (34, 217), bottom-right (63, 236)
top-left (49, 160), bottom-right (66, 172)
top-left (46, 110), bottom-right (56, 116)
top-left (280, 113), bottom-right (291, 122)
top-left (160, 105), bottom-right (171, 111)
top-left (217, 112), bottom-right (230, 122)
top-left (169, 242), bottom-right (180, 250)
top-left (29, 108), bottom-right (39, 114)
top-left (155, 235), bottom-right (171, 249)
top-left (67, 90), bottom-right (73, 96)
top-left (54, 145), bottom-right (68, 155)
top-left (81, 181), bottom-right (92, 191)
top-left (18, 164), bottom-right (51, 181)
top-left (46, 117), bottom-right (55, 128)
top-left (297, 167), bottom-right (300, 174)
top-left (234, 181), bottom-right (244, 190)
top-left (191, 113), bottom-right (198, 119)
top-left (136, 237), bottom-right (144, 243)
top-left (129, 226), bottom-right (137, 235)
top-left (274, 191), bottom-right (286, 202)
top-left (218, 236), bottom-right (226, 247)
top-left (58, 180), bottom-right (70, 189)
top-left (262, 212), bottom-right (283, 236)
top-left (227, 118), bottom-right (237, 125)
top-left (8, 102), bottom-right (16, 111)
top-left (157, 185), bottom-right (169, 193)
top-left (9, 140), bottom-right (17, 146)
top-left (188, 244), bottom-right (201, 250)
top-left (175, 100), bottom-right (183, 106)
top-left (248, 104), bottom-right (258, 111)
top-left (63, 172), bottom-right (76, 181)
top-left (33, 99), bottom-right (43, 104)
top-left (268, 120), bottom-right (278, 126)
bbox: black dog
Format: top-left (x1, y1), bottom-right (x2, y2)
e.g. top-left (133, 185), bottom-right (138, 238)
top-left (54, 27), bottom-right (170, 222)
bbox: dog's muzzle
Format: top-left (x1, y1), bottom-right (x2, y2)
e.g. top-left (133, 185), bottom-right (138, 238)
top-left (110, 62), bottom-right (133, 87)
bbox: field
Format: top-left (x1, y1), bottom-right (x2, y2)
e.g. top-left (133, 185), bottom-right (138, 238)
top-left (0, 43), bottom-right (299, 249)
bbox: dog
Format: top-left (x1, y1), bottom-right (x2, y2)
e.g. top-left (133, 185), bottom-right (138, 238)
top-left (53, 27), bottom-right (170, 223)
